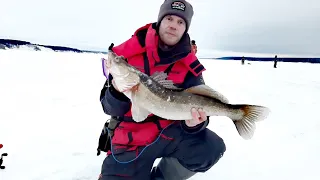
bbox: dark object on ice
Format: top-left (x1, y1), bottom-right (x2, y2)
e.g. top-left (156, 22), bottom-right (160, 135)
top-left (0, 153), bottom-right (8, 169)
top-left (34, 46), bottom-right (41, 51)
top-left (241, 56), bottom-right (245, 65)
top-left (274, 55), bottom-right (278, 68)
top-left (0, 144), bottom-right (7, 169)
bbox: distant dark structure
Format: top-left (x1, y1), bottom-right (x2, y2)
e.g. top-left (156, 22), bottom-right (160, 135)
top-left (0, 38), bottom-right (108, 54)
top-left (241, 56), bottom-right (245, 65)
top-left (0, 39), bottom-right (32, 48)
top-left (0, 39), bottom-right (82, 53)
top-left (274, 55), bottom-right (278, 68)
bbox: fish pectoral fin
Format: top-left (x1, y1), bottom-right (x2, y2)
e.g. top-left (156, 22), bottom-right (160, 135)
top-left (131, 103), bottom-right (151, 123)
top-left (232, 105), bottom-right (270, 140)
top-left (150, 71), bottom-right (168, 81)
top-left (150, 71), bottom-right (182, 90)
top-left (184, 85), bottom-right (229, 103)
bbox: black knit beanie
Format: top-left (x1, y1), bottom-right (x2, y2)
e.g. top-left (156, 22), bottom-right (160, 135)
top-left (156, 0), bottom-right (194, 32)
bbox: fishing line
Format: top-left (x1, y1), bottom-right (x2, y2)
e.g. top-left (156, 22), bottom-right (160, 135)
top-left (106, 122), bottom-right (175, 164)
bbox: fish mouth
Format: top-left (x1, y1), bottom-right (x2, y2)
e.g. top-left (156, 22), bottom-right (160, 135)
top-left (105, 57), bottom-right (112, 69)
top-left (106, 58), bottom-right (131, 79)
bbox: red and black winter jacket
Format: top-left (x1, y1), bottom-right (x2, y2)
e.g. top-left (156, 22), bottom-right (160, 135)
top-left (100, 23), bottom-right (209, 147)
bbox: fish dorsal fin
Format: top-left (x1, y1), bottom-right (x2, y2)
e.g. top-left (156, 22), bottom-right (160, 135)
top-left (184, 84), bottom-right (229, 103)
top-left (150, 71), bottom-right (182, 90)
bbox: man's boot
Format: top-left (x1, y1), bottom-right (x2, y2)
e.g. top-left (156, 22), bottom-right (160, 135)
top-left (150, 157), bottom-right (196, 180)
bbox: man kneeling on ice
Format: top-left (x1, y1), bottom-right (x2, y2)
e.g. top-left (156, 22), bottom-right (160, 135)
top-left (98, 0), bottom-right (226, 179)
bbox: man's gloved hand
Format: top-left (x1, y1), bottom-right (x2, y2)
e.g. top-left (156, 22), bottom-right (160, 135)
top-left (185, 108), bottom-right (207, 127)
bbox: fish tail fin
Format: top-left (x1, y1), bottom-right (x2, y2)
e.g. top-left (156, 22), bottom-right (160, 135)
top-left (232, 105), bottom-right (270, 140)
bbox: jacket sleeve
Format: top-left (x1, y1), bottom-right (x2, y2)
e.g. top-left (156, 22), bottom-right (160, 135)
top-left (179, 72), bottom-right (210, 134)
top-left (100, 74), bottom-right (131, 116)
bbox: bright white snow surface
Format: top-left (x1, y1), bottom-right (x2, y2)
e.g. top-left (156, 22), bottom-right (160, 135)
top-left (0, 48), bottom-right (319, 180)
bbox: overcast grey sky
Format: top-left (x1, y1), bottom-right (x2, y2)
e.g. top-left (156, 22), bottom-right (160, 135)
top-left (1, 0), bottom-right (319, 55)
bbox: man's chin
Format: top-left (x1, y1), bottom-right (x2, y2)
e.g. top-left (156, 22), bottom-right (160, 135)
top-left (163, 38), bottom-right (179, 46)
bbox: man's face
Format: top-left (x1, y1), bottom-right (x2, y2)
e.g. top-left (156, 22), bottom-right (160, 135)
top-left (158, 15), bottom-right (186, 46)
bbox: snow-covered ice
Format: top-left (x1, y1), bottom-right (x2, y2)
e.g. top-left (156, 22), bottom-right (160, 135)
top-left (0, 48), bottom-right (319, 180)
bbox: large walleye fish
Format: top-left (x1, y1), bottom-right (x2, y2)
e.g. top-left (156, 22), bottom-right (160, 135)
top-left (104, 51), bottom-right (270, 140)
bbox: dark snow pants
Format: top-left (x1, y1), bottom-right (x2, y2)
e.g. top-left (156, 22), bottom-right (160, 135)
top-left (99, 123), bottom-right (226, 180)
